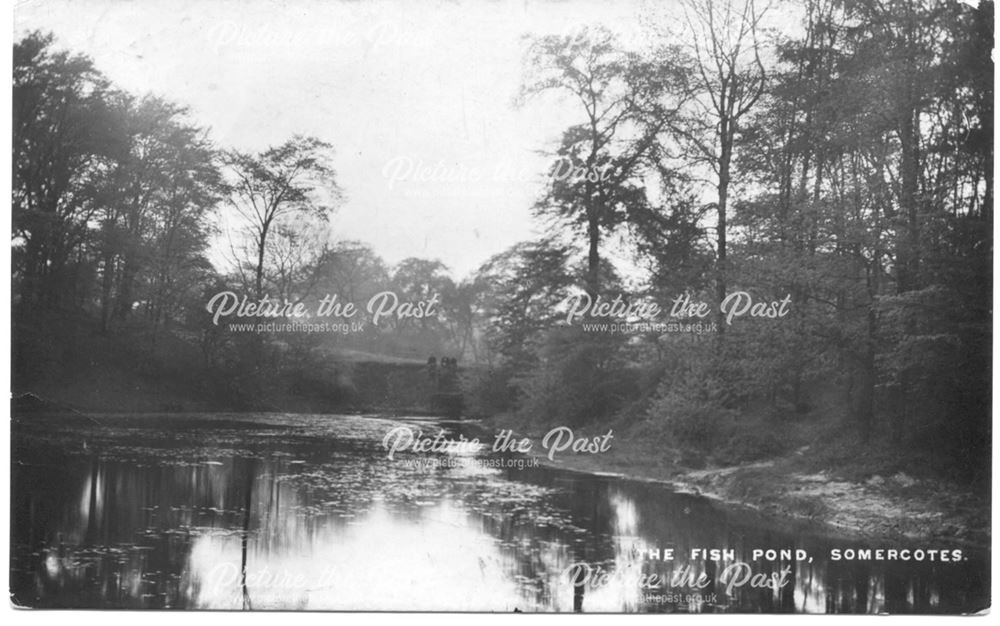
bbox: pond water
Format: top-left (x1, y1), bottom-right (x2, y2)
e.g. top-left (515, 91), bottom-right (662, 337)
top-left (10, 413), bottom-right (989, 612)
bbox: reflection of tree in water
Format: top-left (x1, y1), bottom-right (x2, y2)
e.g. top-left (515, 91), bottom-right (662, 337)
top-left (11, 417), bottom-right (989, 613)
top-left (240, 458), bottom-right (255, 610)
top-left (480, 467), bottom-right (988, 614)
top-left (11, 448), bottom-right (259, 608)
top-left (472, 500), bottom-right (581, 610)
top-left (462, 475), bottom-right (636, 612)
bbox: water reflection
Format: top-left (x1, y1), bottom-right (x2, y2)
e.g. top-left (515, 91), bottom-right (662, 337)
top-left (10, 413), bottom-right (989, 612)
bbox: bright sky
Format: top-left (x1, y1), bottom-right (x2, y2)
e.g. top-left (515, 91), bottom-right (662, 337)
top-left (14, 0), bottom-right (660, 279)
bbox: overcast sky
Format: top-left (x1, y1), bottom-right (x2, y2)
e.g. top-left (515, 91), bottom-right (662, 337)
top-left (14, 0), bottom-right (661, 279)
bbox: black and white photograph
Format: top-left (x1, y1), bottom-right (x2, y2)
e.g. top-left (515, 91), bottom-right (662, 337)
top-left (9, 0), bottom-right (993, 613)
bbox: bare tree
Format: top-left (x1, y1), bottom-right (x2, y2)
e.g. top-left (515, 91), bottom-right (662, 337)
top-left (224, 135), bottom-right (342, 299)
top-left (674, 0), bottom-right (770, 333)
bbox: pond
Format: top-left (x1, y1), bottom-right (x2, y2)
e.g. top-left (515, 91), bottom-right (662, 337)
top-left (10, 413), bottom-right (989, 612)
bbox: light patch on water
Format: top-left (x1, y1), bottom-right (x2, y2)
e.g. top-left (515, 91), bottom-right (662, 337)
top-left (188, 499), bottom-right (529, 611)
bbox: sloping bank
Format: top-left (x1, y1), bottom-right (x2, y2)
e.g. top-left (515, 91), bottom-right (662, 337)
top-left (476, 416), bottom-right (989, 549)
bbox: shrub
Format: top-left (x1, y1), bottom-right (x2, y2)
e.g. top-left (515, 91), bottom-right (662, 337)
top-left (514, 326), bottom-right (634, 426)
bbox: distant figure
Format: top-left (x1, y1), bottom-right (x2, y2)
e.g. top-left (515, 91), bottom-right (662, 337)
top-left (427, 356), bottom-right (438, 385)
top-left (440, 356), bottom-right (458, 392)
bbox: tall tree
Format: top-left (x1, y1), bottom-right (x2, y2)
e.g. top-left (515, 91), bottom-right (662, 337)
top-left (673, 0), bottom-right (769, 333)
top-left (225, 135), bottom-right (341, 299)
top-left (520, 26), bottom-right (682, 297)
top-left (95, 95), bottom-right (221, 329)
top-left (12, 32), bottom-right (119, 314)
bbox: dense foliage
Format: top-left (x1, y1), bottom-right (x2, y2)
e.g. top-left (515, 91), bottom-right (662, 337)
top-left (12, 0), bottom-right (992, 482)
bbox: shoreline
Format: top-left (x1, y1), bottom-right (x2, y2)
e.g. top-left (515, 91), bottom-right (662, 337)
top-left (14, 404), bottom-right (989, 549)
top-left (473, 416), bottom-right (990, 550)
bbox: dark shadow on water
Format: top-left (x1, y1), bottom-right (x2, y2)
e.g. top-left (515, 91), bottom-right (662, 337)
top-left (10, 413), bottom-right (990, 612)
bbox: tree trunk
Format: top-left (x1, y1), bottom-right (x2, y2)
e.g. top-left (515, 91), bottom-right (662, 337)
top-left (114, 253), bottom-right (137, 322)
top-left (897, 106), bottom-right (920, 293)
top-left (100, 250), bottom-right (115, 332)
top-left (716, 121), bottom-right (731, 336)
top-left (856, 306), bottom-right (877, 443)
top-left (587, 215), bottom-right (600, 298)
top-left (255, 221), bottom-right (271, 300)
